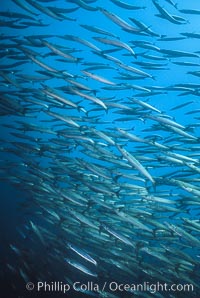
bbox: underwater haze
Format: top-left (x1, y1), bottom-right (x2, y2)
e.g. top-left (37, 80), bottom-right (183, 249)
top-left (0, 0), bottom-right (200, 297)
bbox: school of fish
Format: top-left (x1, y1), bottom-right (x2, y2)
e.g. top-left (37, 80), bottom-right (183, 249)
top-left (0, 0), bottom-right (200, 297)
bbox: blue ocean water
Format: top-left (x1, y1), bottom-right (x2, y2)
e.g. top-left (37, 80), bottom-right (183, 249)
top-left (0, 0), bottom-right (200, 297)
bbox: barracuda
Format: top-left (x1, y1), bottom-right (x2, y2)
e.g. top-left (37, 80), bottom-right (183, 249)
top-left (67, 242), bottom-right (97, 266)
top-left (64, 258), bottom-right (98, 277)
top-left (93, 36), bottom-right (136, 56)
top-left (116, 144), bottom-right (155, 184)
top-left (114, 210), bottom-right (152, 232)
top-left (102, 225), bottom-right (135, 247)
top-left (99, 7), bottom-right (141, 33)
top-left (82, 70), bottom-right (117, 85)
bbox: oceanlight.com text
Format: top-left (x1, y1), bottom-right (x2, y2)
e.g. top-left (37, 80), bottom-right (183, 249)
top-left (26, 281), bottom-right (194, 294)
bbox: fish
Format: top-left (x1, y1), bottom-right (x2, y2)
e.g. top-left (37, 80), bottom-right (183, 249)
top-left (45, 111), bottom-right (81, 128)
top-left (117, 61), bottom-right (154, 79)
top-left (67, 208), bottom-right (99, 229)
top-left (131, 40), bottom-right (161, 52)
top-left (101, 225), bottom-right (135, 247)
top-left (12, 0), bottom-right (39, 16)
top-left (165, 222), bottom-right (200, 246)
top-left (60, 34), bottom-right (101, 52)
top-left (147, 114), bottom-right (185, 129)
top-left (181, 32), bottom-right (200, 39)
top-left (93, 36), bottom-right (136, 56)
top-left (80, 24), bottom-right (119, 39)
top-left (129, 97), bottom-right (162, 113)
top-left (82, 70), bottom-right (117, 85)
top-left (67, 242), bottom-right (97, 266)
top-left (129, 17), bottom-right (160, 37)
top-left (1, 0), bottom-right (200, 296)
top-left (116, 144), bottom-right (155, 184)
top-left (109, 0), bottom-right (145, 10)
top-left (89, 127), bottom-right (116, 145)
top-left (114, 210), bottom-right (152, 232)
top-left (68, 87), bottom-right (107, 109)
top-left (153, 0), bottom-right (187, 24)
top-left (0, 11), bottom-right (36, 20)
top-left (64, 258), bottom-right (98, 277)
top-left (41, 85), bottom-right (80, 109)
top-left (165, 125), bottom-right (198, 140)
top-left (19, 20), bottom-right (49, 27)
top-left (29, 221), bottom-right (46, 245)
top-left (0, 71), bottom-right (21, 88)
top-left (99, 7), bottom-right (141, 34)
top-left (25, 53), bottom-right (59, 73)
top-left (25, 0), bottom-right (64, 20)
top-left (41, 40), bottom-right (81, 62)
top-left (67, 0), bottom-right (98, 11)
top-left (179, 9), bottom-right (200, 15)
top-left (164, 0), bottom-right (178, 9)
top-left (159, 48), bottom-right (199, 58)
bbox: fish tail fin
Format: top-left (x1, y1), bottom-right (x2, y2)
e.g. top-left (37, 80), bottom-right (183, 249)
top-left (152, 75), bottom-right (157, 81)
top-left (115, 188), bottom-right (121, 198)
top-left (58, 216), bottom-right (65, 226)
top-left (92, 89), bottom-right (98, 96)
top-left (113, 174), bottom-right (122, 182)
top-left (98, 222), bottom-right (104, 234)
top-left (76, 57), bottom-right (84, 63)
top-left (160, 34), bottom-right (167, 38)
top-left (152, 228), bottom-right (157, 238)
top-left (149, 180), bottom-right (156, 192)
